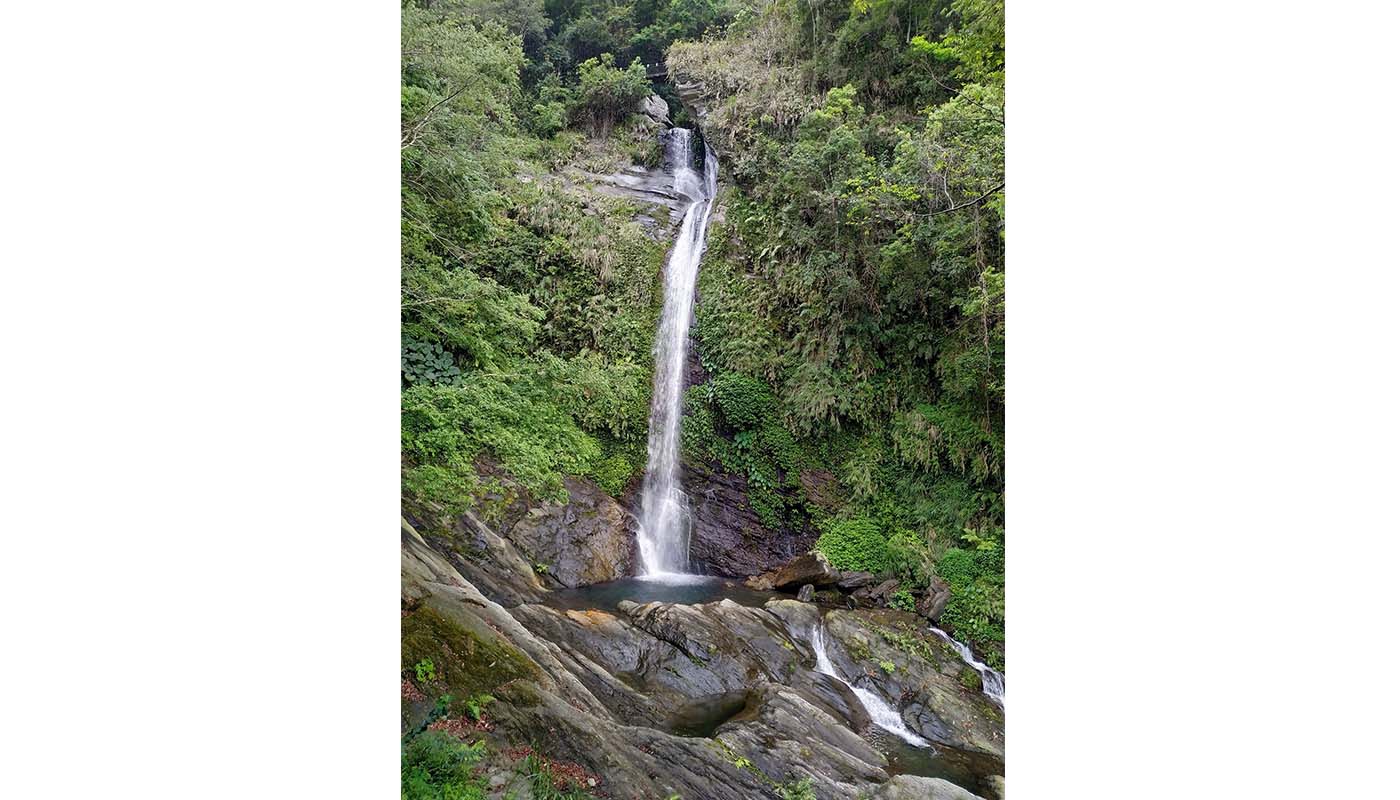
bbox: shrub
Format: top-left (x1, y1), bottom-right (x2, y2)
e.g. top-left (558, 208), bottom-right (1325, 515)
top-left (712, 372), bottom-right (774, 431)
top-left (402, 730), bottom-right (487, 800)
top-left (889, 588), bottom-right (916, 612)
top-left (815, 517), bottom-right (895, 574)
top-left (414, 658), bottom-right (436, 683)
top-left (569, 53), bottom-right (649, 134)
top-left (402, 337), bottom-right (462, 386)
top-left (584, 452), bottom-right (634, 497)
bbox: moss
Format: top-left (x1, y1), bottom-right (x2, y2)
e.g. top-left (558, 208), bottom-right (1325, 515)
top-left (847, 636), bottom-right (872, 662)
top-left (858, 618), bottom-right (941, 666)
top-left (402, 602), bottom-right (538, 716)
top-left (959, 667), bottom-right (982, 690)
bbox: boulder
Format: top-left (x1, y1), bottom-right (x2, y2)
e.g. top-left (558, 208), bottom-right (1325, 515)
top-left (837, 570), bottom-right (877, 590)
top-left (639, 93), bottom-right (671, 126)
top-left (797, 583), bottom-right (815, 602)
top-left (918, 574), bottom-right (953, 622)
top-left (715, 682), bottom-right (889, 798)
top-left (745, 551), bottom-right (840, 591)
top-left (854, 577), bottom-right (900, 606)
top-left (506, 476), bottom-right (631, 588)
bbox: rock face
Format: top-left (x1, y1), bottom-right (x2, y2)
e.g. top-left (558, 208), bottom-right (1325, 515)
top-left (746, 551), bottom-right (840, 591)
top-left (822, 608), bottom-right (1004, 759)
top-left (505, 476), bottom-right (631, 588)
top-left (673, 462), bottom-right (818, 577)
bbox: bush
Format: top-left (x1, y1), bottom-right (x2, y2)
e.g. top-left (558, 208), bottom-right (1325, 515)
top-left (569, 53), bottom-right (649, 134)
top-left (402, 730), bottom-right (487, 800)
top-left (938, 543), bottom-right (1005, 668)
top-left (815, 517), bottom-right (894, 574)
top-left (712, 372), bottom-right (774, 431)
top-left (889, 588), bottom-right (916, 612)
top-left (585, 452), bottom-right (634, 497)
top-left (402, 337), bottom-right (463, 386)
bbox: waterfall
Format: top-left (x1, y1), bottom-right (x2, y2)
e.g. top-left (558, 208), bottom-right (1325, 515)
top-left (636, 129), bottom-right (718, 579)
top-left (808, 624), bottom-right (929, 747)
top-left (928, 627), bottom-right (1005, 708)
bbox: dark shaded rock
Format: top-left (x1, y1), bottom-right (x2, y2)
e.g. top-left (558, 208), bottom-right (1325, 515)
top-left (797, 583), bottom-right (815, 602)
top-left (745, 551), bottom-right (839, 591)
top-left (506, 476), bottom-right (631, 588)
top-left (679, 462), bottom-right (816, 577)
top-left (799, 469), bottom-right (842, 512)
top-left (919, 574), bottom-right (953, 622)
top-left (854, 577), bottom-right (901, 606)
top-left (837, 570), bottom-right (877, 590)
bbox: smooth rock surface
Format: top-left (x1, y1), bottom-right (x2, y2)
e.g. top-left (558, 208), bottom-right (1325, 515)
top-left (506, 476), bottom-right (631, 588)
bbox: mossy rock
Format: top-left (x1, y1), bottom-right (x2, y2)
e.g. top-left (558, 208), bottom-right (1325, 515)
top-left (959, 667), bottom-right (982, 690)
top-left (402, 600), bottom-right (539, 716)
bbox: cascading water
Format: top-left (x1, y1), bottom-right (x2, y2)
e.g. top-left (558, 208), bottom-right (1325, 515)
top-left (636, 129), bottom-right (719, 578)
top-left (808, 624), bottom-right (929, 747)
top-left (929, 627), bottom-right (1005, 707)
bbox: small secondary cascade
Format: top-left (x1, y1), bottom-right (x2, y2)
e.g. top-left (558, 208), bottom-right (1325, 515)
top-left (636, 128), bottom-right (719, 578)
top-left (929, 627), bottom-right (1005, 708)
top-left (808, 624), bottom-right (929, 747)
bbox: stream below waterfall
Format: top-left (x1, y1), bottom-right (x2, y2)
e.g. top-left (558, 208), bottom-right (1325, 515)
top-left (544, 578), bottom-right (1003, 796)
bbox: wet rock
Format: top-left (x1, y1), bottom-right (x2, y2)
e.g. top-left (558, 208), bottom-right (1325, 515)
top-left (763, 598), bottom-right (821, 633)
top-left (746, 551), bottom-right (840, 591)
top-left (506, 477), bottom-right (631, 588)
top-left (875, 775), bottom-right (987, 800)
top-left (823, 609), bottom-right (1004, 758)
top-left (401, 511), bottom-right (547, 607)
top-left (679, 462), bottom-right (816, 576)
top-left (797, 583), bottom-right (815, 602)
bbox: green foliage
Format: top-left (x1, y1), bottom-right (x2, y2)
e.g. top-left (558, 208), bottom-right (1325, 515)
top-left (403, 337), bottom-right (463, 386)
top-left (815, 517), bottom-right (896, 575)
top-left (937, 539), bottom-right (1005, 669)
top-left (401, 730), bottom-right (488, 800)
top-left (878, 660), bottom-right (896, 675)
top-left (401, 378), bottom-right (600, 511)
top-left (711, 371), bottom-right (773, 430)
top-left (889, 588), bottom-right (916, 613)
top-left (779, 777), bottom-right (816, 800)
top-left (414, 658), bottom-right (437, 683)
top-left (569, 53), bottom-right (650, 134)
top-left (463, 693), bottom-right (495, 721)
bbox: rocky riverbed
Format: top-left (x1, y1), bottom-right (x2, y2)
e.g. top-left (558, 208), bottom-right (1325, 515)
top-left (402, 494), bottom-right (1005, 800)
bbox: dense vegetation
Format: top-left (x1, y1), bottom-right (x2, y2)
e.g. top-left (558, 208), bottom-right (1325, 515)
top-left (401, 0), bottom-right (1005, 677)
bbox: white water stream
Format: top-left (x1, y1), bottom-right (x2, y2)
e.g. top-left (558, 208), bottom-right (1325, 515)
top-left (808, 624), bottom-right (929, 747)
top-left (636, 129), bottom-right (719, 578)
top-left (929, 627), bottom-right (1005, 707)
